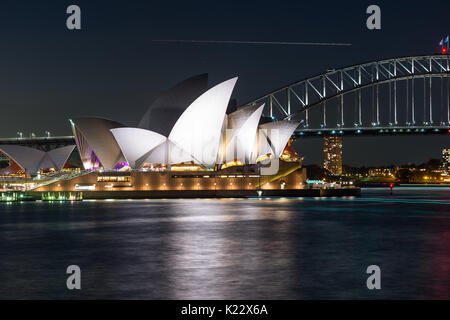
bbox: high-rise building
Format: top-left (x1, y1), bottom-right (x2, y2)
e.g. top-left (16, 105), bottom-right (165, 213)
top-left (442, 148), bottom-right (450, 173)
top-left (323, 136), bottom-right (343, 175)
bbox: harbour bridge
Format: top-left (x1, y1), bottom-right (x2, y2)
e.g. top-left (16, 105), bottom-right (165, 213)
top-left (248, 54), bottom-right (450, 137)
top-left (0, 136), bottom-right (74, 152)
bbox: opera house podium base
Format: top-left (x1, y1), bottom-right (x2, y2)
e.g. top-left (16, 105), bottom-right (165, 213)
top-left (26, 162), bottom-right (360, 199)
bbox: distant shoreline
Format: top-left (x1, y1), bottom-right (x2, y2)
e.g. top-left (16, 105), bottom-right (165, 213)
top-left (358, 183), bottom-right (450, 188)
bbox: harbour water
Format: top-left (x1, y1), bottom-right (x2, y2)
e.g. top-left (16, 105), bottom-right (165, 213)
top-left (1, 187), bottom-right (449, 299)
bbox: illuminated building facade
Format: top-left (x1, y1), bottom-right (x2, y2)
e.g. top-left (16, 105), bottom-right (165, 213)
top-left (1, 75), bottom-right (306, 194)
top-left (69, 76), bottom-right (301, 172)
top-left (323, 136), bottom-right (343, 175)
top-left (442, 148), bottom-right (450, 174)
top-left (33, 161), bottom-right (306, 194)
top-left (368, 168), bottom-right (393, 177)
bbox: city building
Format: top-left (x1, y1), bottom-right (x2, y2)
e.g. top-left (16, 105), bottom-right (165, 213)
top-left (323, 136), bottom-right (343, 175)
top-left (368, 168), bottom-right (393, 177)
top-left (442, 148), bottom-right (450, 174)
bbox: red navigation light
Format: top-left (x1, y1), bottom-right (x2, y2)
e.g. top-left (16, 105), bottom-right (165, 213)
top-left (443, 47), bottom-right (448, 54)
top-left (389, 183), bottom-right (394, 188)
top-left (448, 129), bottom-right (450, 133)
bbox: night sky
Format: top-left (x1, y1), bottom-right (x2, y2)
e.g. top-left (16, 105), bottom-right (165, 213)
top-left (0, 0), bottom-right (449, 166)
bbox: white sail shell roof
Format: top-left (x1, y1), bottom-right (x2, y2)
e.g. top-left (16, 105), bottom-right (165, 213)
top-left (168, 77), bottom-right (238, 168)
top-left (0, 145), bottom-right (76, 174)
top-left (0, 145), bottom-right (45, 174)
top-left (257, 120), bottom-right (300, 158)
top-left (221, 103), bottom-right (264, 163)
top-left (71, 117), bottom-right (126, 170)
top-left (111, 128), bottom-right (166, 169)
top-left (138, 139), bottom-right (196, 167)
top-left (138, 74), bottom-right (208, 136)
top-left (47, 145), bottom-right (76, 170)
top-left (38, 154), bottom-right (57, 171)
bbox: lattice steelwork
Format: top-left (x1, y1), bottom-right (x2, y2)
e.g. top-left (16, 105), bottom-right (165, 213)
top-left (247, 54), bottom-right (450, 136)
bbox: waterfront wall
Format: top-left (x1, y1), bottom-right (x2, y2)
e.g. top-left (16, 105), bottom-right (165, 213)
top-left (26, 187), bottom-right (360, 200)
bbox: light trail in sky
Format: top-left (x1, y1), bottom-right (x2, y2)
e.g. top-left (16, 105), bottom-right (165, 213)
top-left (153, 39), bottom-right (352, 46)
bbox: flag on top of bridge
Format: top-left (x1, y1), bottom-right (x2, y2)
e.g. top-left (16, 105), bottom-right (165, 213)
top-left (445, 36), bottom-right (449, 43)
top-left (440, 39), bottom-right (444, 46)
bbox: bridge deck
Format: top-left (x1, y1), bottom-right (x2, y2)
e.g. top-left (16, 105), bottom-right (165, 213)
top-left (295, 126), bottom-right (450, 137)
top-left (0, 136), bottom-right (75, 151)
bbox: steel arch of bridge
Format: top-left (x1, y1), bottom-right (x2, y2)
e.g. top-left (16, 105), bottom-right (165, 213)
top-left (246, 54), bottom-right (450, 136)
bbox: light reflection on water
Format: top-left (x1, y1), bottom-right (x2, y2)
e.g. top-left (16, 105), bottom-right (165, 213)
top-left (0, 188), bottom-right (450, 299)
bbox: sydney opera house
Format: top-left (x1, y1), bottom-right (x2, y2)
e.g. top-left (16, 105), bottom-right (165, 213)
top-left (1, 74), bottom-right (306, 197)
